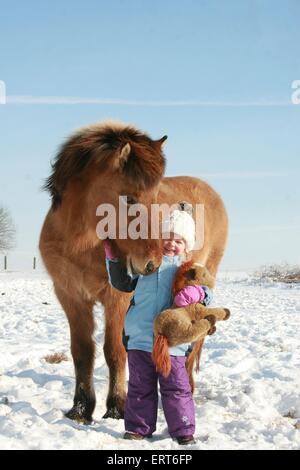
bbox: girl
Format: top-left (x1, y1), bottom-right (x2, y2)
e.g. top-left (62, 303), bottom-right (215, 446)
top-left (104, 208), bottom-right (212, 445)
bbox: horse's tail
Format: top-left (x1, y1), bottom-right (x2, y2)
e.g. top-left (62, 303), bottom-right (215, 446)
top-left (186, 338), bottom-right (205, 394)
top-left (152, 335), bottom-right (171, 377)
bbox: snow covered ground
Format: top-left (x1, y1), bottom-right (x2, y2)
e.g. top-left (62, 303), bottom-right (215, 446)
top-left (0, 270), bottom-right (300, 450)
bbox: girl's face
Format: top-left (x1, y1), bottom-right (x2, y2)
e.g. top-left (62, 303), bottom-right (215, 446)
top-left (162, 234), bottom-right (186, 256)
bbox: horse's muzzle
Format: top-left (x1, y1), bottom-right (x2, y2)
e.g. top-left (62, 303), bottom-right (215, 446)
top-left (129, 258), bottom-right (157, 276)
top-left (145, 261), bottom-right (155, 274)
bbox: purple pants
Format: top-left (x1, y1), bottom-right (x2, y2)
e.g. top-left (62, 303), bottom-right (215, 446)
top-left (125, 350), bottom-right (195, 438)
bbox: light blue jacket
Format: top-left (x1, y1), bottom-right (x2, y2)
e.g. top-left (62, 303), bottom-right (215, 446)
top-left (106, 255), bottom-right (192, 356)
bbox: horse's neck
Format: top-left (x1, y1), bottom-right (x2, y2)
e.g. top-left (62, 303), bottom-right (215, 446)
top-left (54, 197), bottom-right (100, 255)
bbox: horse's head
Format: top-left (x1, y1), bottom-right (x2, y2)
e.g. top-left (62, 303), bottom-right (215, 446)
top-left (44, 121), bottom-right (167, 275)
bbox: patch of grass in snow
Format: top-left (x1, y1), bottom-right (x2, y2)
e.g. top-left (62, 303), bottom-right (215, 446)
top-left (254, 263), bottom-right (300, 284)
top-left (44, 352), bottom-right (69, 364)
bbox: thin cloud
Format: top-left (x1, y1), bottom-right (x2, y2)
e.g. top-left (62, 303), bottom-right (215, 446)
top-left (231, 224), bottom-right (300, 235)
top-left (6, 95), bottom-right (293, 107)
top-left (199, 171), bottom-right (294, 179)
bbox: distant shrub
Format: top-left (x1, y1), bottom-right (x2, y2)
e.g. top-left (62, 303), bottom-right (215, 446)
top-left (44, 352), bottom-right (69, 364)
top-left (255, 263), bottom-right (300, 284)
top-left (0, 206), bottom-right (16, 253)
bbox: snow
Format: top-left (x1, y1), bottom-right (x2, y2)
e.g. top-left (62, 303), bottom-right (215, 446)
top-left (0, 270), bottom-right (300, 450)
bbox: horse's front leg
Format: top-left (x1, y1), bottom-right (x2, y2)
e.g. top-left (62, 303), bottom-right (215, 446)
top-left (54, 285), bottom-right (96, 424)
top-left (102, 288), bottom-right (129, 419)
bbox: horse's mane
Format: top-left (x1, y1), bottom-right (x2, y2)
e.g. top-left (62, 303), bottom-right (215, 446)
top-left (43, 121), bottom-right (166, 209)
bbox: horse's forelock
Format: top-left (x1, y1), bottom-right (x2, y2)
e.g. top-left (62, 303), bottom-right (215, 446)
top-left (120, 139), bottom-right (166, 189)
top-left (43, 121), bottom-right (165, 208)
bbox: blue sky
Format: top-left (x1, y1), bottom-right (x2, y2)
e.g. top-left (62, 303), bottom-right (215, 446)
top-left (0, 0), bottom-right (299, 271)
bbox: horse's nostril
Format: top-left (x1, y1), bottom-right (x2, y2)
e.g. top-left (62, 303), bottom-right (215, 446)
top-left (145, 261), bottom-right (155, 274)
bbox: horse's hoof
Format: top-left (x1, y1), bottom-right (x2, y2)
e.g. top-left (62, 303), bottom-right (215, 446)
top-left (102, 406), bottom-right (124, 420)
top-left (65, 406), bottom-right (93, 425)
top-left (224, 308), bottom-right (231, 320)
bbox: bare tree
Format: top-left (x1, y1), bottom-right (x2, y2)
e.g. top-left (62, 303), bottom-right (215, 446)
top-left (0, 206), bottom-right (16, 253)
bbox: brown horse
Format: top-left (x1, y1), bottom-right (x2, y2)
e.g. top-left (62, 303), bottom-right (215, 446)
top-left (39, 120), bottom-right (228, 423)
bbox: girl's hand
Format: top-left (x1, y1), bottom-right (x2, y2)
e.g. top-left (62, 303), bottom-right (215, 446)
top-left (174, 285), bottom-right (205, 307)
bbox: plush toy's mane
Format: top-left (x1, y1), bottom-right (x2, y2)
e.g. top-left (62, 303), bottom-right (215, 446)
top-left (172, 260), bottom-right (195, 296)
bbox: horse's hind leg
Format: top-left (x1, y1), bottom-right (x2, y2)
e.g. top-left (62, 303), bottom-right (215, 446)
top-left (54, 285), bottom-right (96, 424)
top-left (205, 244), bottom-right (227, 278)
top-left (102, 288), bottom-right (128, 419)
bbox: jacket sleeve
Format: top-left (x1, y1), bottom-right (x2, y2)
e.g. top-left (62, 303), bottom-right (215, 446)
top-left (202, 286), bottom-right (214, 306)
top-left (105, 258), bottom-right (139, 293)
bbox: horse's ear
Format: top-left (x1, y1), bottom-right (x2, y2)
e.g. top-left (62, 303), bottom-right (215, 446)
top-left (116, 143), bottom-right (131, 170)
top-left (156, 135), bottom-right (168, 148)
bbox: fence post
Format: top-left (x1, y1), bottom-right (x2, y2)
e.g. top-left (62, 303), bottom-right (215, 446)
top-left (33, 256), bottom-right (36, 270)
top-left (4, 255), bottom-right (7, 270)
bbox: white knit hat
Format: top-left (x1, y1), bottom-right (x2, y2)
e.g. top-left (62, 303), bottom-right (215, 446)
top-left (161, 209), bottom-right (196, 252)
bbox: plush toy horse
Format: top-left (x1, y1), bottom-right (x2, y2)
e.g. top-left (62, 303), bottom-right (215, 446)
top-left (152, 261), bottom-right (230, 379)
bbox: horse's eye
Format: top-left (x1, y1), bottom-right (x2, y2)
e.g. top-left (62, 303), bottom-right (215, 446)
top-left (121, 195), bottom-right (137, 205)
top-left (127, 196), bottom-right (137, 205)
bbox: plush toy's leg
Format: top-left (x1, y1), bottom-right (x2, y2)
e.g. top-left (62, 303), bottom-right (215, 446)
top-left (194, 318), bottom-right (213, 338)
top-left (204, 314), bottom-right (217, 335)
top-left (200, 306), bottom-right (230, 321)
